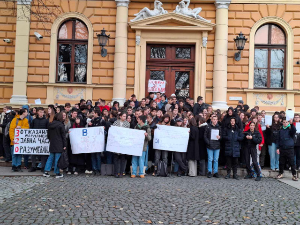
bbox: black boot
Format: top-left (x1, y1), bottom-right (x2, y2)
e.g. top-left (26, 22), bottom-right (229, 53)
top-left (233, 174), bottom-right (239, 180)
top-left (17, 166), bottom-right (23, 172)
top-left (225, 172), bottom-right (230, 179)
top-left (12, 166), bottom-right (18, 172)
top-left (244, 173), bottom-right (252, 179)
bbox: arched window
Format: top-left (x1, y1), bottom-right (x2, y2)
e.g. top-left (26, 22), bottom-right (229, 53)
top-left (254, 24), bottom-right (286, 89)
top-left (57, 19), bottom-right (88, 83)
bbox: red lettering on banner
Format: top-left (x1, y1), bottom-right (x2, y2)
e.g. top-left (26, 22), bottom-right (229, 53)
top-left (15, 147), bottom-right (19, 153)
top-left (15, 129), bottom-right (20, 137)
top-left (14, 138), bottom-right (19, 145)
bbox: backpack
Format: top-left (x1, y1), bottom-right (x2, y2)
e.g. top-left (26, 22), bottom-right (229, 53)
top-left (4, 118), bottom-right (19, 138)
top-left (58, 150), bottom-right (69, 170)
top-left (157, 160), bottom-right (168, 177)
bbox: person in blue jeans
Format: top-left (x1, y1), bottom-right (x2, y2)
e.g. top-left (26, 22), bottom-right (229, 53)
top-left (43, 112), bottom-right (66, 178)
top-left (131, 115), bottom-right (151, 178)
top-left (265, 113), bottom-right (281, 171)
top-left (204, 115), bottom-right (222, 178)
top-left (88, 109), bottom-right (106, 175)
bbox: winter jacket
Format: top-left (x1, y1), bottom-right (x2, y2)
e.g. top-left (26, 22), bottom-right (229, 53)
top-left (31, 116), bottom-right (48, 129)
top-left (47, 120), bottom-right (66, 153)
top-left (244, 123), bottom-right (264, 149)
top-left (243, 130), bottom-right (262, 149)
top-left (276, 124), bottom-right (297, 150)
top-left (265, 122), bottom-right (281, 145)
top-left (90, 116), bottom-right (106, 127)
top-left (186, 125), bottom-right (200, 160)
top-left (222, 124), bottom-right (244, 157)
top-left (158, 100), bottom-right (168, 110)
top-left (293, 122), bottom-right (300, 147)
top-left (198, 123), bottom-right (207, 160)
top-left (204, 122), bottom-right (222, 150)
top-left (112, 120), bottom-right (130, 128)
top-left (135, 123), bottom-right (151, 152)
top-left (193, 103), bottom-right (207, 116)
top-left (9, 115), bottom-right (29, 145)
top-left (222, 109), bottom-right (243, 130)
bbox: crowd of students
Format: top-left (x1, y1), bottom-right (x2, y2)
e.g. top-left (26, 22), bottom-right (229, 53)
top-left (0, 93), bottom-right (298, 182)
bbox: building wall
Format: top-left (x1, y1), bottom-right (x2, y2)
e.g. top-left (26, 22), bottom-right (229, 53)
top-left (0, 1), bottom-right (15, 103)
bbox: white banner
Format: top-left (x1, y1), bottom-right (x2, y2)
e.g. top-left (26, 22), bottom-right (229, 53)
top-left (69, 127), bottom-right (105, 154)
top-left (148, 80), bottom-right (166, 93)
top-left (14, 129), bottom-right (50, 155)
top-left (153, 125), bottom-right (189, 152)
top-left (106, 126), bottom-right (145, 156)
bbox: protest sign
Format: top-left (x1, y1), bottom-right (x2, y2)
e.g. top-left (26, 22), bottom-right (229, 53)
top-left (296, 123), bottom-right (300, 134)
top-left (106, 126), bottom-right (145, 156)
top-left (286, 110), bottom-right (294, 121)
top-left (265, 115), bottom-right (272, 126)
top-left (14, 129), bottom-right (49, 155)
top-left (148, 80), bottom-right (166, 93)
top-left (69, 127), bottom-right (105, 154)
top-left (153, 125), bottom-right (189, 152)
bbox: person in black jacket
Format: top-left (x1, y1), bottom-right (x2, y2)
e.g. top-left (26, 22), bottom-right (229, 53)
top-left (204, 115), bottom-right (222, 178)
top-left (88, 109), bottom-right (106, 175)
top-left (187, 117), bottom-right (200, 177)
top-left (223, 117), bottom-right (243, 180)
top-left (294, 114), bottom-right (300, 170)
top-left (29, 107), bottom-right (49, 172)
top-left (1, 106), bottom-right (14, 162)
top-left (43, 112), bottom-right (66, 178)
top-left (193, 96), bottom-right (206, 116)
top-left (244, 122), bottom-right (262, 181)
top-left (276, 118), bottom-right (298, 181)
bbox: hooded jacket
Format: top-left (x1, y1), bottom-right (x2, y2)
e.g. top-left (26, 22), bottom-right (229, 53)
top-left (9, 115), bottom-right (29, 145)
top-left (135, 123), bottom-right (151, 152)
top-left (265, 122), bottom-right (281, 145)
top-left (222, 107), bottom-right (243, 130)
top-left (244, 122), bottom-right (264, 150)
top-left (243, 129), bottom-right (262, 148)
top-left (276, 124), bottom-right (297, 150)
top-left (222, 124), bottom-right (243, 157)
top-left (47, 120), bottom-right (66, 153)
top-left (204, 122), bottom-right (222, 150)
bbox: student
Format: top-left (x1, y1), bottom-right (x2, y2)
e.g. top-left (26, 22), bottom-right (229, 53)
top-left (131, 115), bottom-right (151, 178)
top-left (154, 114), bottom-right (171, 176)
top-left (112, 112), bottom-right (130, 178)
top-left (204, 115), bottom-right (221, 178)
top-left (186, 117), bottom-right (199, 177)
top-left (265, 114), bottom-right (281, 171)
top-left (9, 108), bottom-right (29, 172)
top-left (29, 107), bottom-right (49, 172)
top-left (197, 116), bottom-right (207, 176)
top-left (193, 96), bottom-right (206, 116)
top-left (43, 112), bottom-right (66, 178)
top-left (223, 117), bottom-right (243, 180)
top-left (293, 114), bottom-right (300, 170)
top-left (157, 94), bottom-right (167, 110)
top-left (89, 110), bottom-right (106, 175)
top-left (170, 108), bottom-right (180, 126)
top-left (1, 106), bottom-right (14, 162)
top-left (276, 117), bottom-right (298, 181)
top-left (243, 122), bottom-right (262, 181)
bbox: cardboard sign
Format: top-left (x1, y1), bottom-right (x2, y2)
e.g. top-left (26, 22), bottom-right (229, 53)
top-left (14, 129), bottom-right (50, 155)
top-left (148, 80), bottom-right (166, 93)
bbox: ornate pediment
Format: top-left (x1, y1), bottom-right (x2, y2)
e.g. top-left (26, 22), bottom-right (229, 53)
top-left (129, 12), bottom-right (215, 31)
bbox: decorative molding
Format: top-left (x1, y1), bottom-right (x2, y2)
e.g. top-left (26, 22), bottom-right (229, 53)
top-left (136, 35), bottom-right (141, 46)
top-left (115, 0), bottom-right (130, 7)
top-left (215, 0), bottom-right (231, 9)
top-left (10, 95), bottom-right (28, 104)
top-left (254, 94), bottom-right (285, 106)
top-left (248, 16), bottom-right (294, 90)
top-left (174, 0), bottom-right (210, 22)
top-left (131, 0), bottom-right (167, 22)
top-left (55, 88), bottom-right (85, 100)
top-left (202, 36), bottom-right (207, 47)
top-left (17, 0), bottom-right (32, 5)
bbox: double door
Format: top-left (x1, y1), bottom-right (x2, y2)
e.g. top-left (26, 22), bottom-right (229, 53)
top-left (146, 44), bottom-right (195, 99)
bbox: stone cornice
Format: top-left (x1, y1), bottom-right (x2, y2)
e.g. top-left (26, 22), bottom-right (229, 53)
top-left (215, 0), bottom-right (231, 9)
top-left (115, 0), bottom-right (130, 7)
top-left (17, 0), bottom-right (32, 5)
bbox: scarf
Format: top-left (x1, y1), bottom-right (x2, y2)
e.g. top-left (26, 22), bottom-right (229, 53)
top-left (283, 124), bottom-right (291, 129)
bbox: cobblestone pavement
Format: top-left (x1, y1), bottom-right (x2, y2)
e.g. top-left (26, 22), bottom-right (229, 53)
top-left (0, 175), bottom-right (300, 225)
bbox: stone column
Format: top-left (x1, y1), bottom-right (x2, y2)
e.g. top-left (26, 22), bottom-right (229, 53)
top-left (10, 0), bottom-right (32, 104)
top-left (211, 0), bottom-right (231, 110)
top-left (112, 0), bottom-right (130, 106)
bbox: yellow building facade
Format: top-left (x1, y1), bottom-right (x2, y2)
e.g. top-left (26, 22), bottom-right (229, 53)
top-left (1, 0), bottom-right (300, 112)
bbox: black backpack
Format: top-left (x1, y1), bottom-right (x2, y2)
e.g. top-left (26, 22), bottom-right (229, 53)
top-left (157, 160), bottom-right (168, 177)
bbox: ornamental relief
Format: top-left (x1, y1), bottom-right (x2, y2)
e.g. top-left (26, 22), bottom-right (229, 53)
top-left (254, 93), bottom-right (285, 106)
top-left (54, 87), bottom-right (85, 100)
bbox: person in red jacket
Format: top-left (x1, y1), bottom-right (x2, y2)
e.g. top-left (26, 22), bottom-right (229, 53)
top-left (98, 99), bottom-right (110, 112)
top-left (244, 116), bottom-right (264, 164)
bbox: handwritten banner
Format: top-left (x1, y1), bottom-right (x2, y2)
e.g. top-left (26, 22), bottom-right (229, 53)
top-left (153, 125), bottom-right (189, 152)
top-left (69, 127), bottom-right (105, 154)
top-left (148, 80), bottom-right (166, 93)
top-left (106, 126), bottom-right (145, 156)
top-left (14, 129), bottom-right (50, 155)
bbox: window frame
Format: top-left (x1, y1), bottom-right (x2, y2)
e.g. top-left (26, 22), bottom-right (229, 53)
top-left (254, 24), bottom-right (286, 89)
top-left (56, 19), bottom-right (88, 84)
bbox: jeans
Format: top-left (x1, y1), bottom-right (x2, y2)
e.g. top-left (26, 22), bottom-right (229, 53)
top-left (45, 153), bottom-right (62, 175)
top-left (294, 146), bottom-right (300, 169)
top-left (91, 152), bottom-right (101, 171)
top-left (11, 145), bottom-right (22, 167)
top-left (268, 143), bottom-right (279, 170)
top-left (207, 148), bottom-right (220, 174)
top-left (31, 155), bottom-right (48, 169)
top-left (144, 146), bottom-right (149, 171)
top-left (132, 150), bottom-right (147, 176)
top-left (23, 155), bottom-right (29, 168)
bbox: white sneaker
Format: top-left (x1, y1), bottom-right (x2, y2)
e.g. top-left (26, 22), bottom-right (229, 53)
top-left (56, 174), bottom-right (63, 178)
top-left (88, 170), bottom-right (93, 174)
top-left (43, 172), bottom-right (50, 178)
top-left (67, 172), bottom-right (72, 175)
top-left (74, 172), bottom-right (78, 175)
top-left (85, 170), bottom-right (89, 174)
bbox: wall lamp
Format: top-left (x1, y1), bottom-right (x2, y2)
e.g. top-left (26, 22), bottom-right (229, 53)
top-left (97, 28), bottom-right (110, 57)
top-left (234, 32), bottom-right (247, 61)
